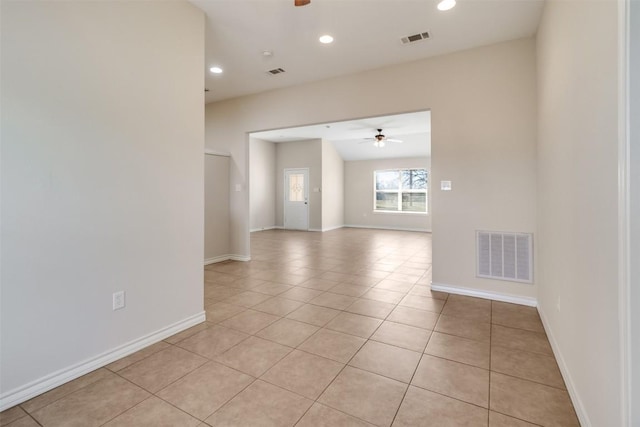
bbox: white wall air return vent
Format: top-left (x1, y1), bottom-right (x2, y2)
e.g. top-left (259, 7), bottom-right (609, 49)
top-left (267, 68), bottom-right (286, 75)
top-left (477, 231), bottom-right (533, 283)
top-left (401, 31), bottom-right (430, 44)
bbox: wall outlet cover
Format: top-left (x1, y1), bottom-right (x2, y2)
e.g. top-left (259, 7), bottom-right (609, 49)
top-left (113, 291), bottom-right (125, 311)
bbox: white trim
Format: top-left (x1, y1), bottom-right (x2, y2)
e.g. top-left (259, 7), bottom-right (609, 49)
top-left (252, 226), bottom-right (343, 233)
top-left (204, 254), bottom-right (251, 265)
top-left (372, 211), bottom-right (429, 216)
top-left (321, 225), bottom-right (344, 232)
top-left (250, 226), bottom-right (278, 232)
top-left (0, 312), bottom-right (205, 412)
top-left (204, 255), bottom-right (233, 265)
top-left (344, 224), bottom-right (431, 233)
top-left (204, 148), bottom-right (230, 157)
top-left (538, 306), bottom-right (591, 427)
top-left (430, 282), bottom-right (537, 307)
top-left (619, 0), bottom-right (632, 424)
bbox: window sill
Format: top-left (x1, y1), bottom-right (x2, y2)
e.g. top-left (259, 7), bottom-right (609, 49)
top-left (373, 210), bottom-right (429, 216)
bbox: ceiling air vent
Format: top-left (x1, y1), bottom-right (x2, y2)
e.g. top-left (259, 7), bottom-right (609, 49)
top-left (267, 68), bottom-right (286, 75)
top-left (401, 31), bottom-right (430, 45)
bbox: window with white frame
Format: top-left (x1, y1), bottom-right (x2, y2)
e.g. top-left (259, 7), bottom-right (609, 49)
top-left (374, 168), bottom-right (428, 213)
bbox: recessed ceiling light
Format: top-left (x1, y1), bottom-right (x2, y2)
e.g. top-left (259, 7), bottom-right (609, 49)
top-left (209, 66), bottom-right (223, 74)
top-left (437, 0), bottom-right (456, 11)
top-left (319, 35), bottom-right (334, 44)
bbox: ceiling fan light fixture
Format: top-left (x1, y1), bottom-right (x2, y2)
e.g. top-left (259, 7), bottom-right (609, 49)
top-left (437, 0), bottom-right (456, 11)
top-left (209, 66), bottom-right (223, 74)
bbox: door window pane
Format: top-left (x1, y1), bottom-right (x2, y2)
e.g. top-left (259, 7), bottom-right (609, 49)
top-left (289, 174), bottom-right (304, 202)
top-left (376, 192), bottom-right (398, 211)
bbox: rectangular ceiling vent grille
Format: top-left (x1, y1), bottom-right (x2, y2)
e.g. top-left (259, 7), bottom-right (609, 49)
top-left (267, 68), bottom-right (286, 75)
top-left (401, 31), bottom-right (430, 44)
top-left (476, 231), bottom-right (533, 284)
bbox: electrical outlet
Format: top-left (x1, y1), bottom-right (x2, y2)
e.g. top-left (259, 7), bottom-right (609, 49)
top-left (113, 291), bottom-right (125, 311)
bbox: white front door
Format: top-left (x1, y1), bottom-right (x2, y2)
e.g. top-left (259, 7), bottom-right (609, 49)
top-left (284, 168), bottom-right (309, 230)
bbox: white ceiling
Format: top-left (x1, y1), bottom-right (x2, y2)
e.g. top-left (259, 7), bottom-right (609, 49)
top-left (191, 0), bottom-right (544, 103)
top-left (251, 110), bottom-right (431, 161)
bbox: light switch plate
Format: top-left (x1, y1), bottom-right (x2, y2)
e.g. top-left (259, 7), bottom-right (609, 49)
top-left (440, 180), bottom-right (452, 191)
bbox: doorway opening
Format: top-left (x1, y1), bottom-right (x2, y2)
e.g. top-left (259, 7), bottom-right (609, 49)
top-left (248, 110), bottom-right (432, 253)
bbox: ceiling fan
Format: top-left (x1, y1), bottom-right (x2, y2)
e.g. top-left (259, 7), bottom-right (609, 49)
top-left (294, 0), bottom-right (310, 6)
top-left (361, 129), bottom-right (403, 148)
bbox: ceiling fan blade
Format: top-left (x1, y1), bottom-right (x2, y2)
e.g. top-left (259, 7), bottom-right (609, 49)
top-left (294, 0), bottom-right (310, 6)
top-left (386, 138), bottom-right (403, 143)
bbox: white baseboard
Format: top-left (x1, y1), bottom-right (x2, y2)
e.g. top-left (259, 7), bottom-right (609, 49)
top-left (252, 225), bottom-right (430, 233)
top-left (204, 254), bottom-right (251, 265)
top-left (538, 306), bottom-right (591, 427)
top-left (258, 226), bottom-right (343, 233)
top-left (0, 311), bottom-right (205, 412)
top-left (291, 228), bottom-right (326, 232)
top-left (307, 226), bottom-right (345, 232)
top-left (321, 225), bottom-right (344, 232)
top-left (431, 282), bottom-right (537, 307)
top-left (204, 255), bottom-right (233, 265)
top-left (344, 224), bottom-right (431, 233)
top-left (250, 226), bottom-right (277, 232)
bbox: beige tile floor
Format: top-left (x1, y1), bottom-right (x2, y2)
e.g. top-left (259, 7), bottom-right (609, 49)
top-left (1, 228), bottom-right (580, 426)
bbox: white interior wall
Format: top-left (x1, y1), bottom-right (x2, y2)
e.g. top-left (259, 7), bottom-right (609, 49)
top-left (0, 0), bottom-right (205, 407)
top-left (205, 37), bottom-right (537, 301)
top-left (344, 157), bottom-right (431, 232)
top-left (275, 140), bottom-right (322, 230)
top-left (204, 154), bottom-right (230, 262)
top-left (536, 1), bottom-right (621, 425)
top-left (249, 138), bottom-right (276, 231)
top-left (321, 140), bottom-right (345, 231)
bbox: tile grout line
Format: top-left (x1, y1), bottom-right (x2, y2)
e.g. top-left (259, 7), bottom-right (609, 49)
top-left (290, 273), bottom-right (423, 426)
top-left (389, 291), bottom-right (448, 426)
top-left (109, 335), bottom-right (258, 424)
